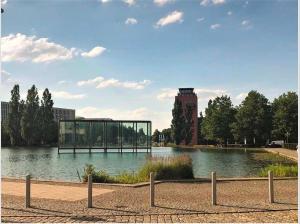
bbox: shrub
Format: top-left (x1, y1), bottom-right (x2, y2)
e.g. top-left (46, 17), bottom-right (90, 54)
top-left (259, 164), bottom-right (298, 177)
top-left (82, 154), bottom-right (194, 183)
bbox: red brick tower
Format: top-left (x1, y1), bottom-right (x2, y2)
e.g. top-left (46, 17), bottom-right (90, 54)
top-left (175, 88), bottom-right (198, 145)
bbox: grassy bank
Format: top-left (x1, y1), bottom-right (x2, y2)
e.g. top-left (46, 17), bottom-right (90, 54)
top-left (82, 155), bottom-right (194, 184)
top-left (259, 164), bottom-right (298, 177)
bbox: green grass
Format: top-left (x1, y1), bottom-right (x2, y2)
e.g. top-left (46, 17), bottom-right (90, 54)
top-left (259, 164), bottom-right (298, 177)
top-left (82, 154), bottom-right (194, 184)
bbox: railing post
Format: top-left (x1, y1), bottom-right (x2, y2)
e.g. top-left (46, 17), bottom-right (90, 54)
top-left (25, 174), bottom-right (31, 208)
top-left (150, 172), bottom-right (154, 207)
top-left (88, 174), bottom-right (93, 208)
top-left (268, 170), bottom-right (274, 203)
top-left (212, 172), bottom-right (216, 205)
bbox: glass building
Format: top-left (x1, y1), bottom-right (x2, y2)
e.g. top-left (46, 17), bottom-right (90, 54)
top-left (58, 119), bottom-right (151, 153)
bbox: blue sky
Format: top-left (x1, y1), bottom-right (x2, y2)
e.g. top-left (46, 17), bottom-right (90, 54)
top-left (1, 0), bottom-right (298, 130)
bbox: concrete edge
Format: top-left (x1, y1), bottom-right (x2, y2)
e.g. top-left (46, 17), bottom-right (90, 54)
top-left (2, 176), bottom-right (298, 188)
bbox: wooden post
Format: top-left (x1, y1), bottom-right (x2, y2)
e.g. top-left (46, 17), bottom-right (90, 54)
top-left (88, 174), bottom-right (93, 208)
top-left (268, 170), bottom-right (274, 203)
top-left (150, 172), bottom-right (154, 207)
top-left (25, 174), bottom-right (31, 208)
top-left (212, 172), bottom-right (216, 205)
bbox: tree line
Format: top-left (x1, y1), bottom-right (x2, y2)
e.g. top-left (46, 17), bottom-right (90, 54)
top-left (152, 90), bottom-right (298, 146)
top-left (1, 84), bottom-right (57, 146)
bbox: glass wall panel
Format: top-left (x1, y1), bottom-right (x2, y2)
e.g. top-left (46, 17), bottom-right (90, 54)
top-left (90, 122), bottom-right (105, 148)
top-left (122, 122), bottom-right (134, 148)
top-left (147, 122), bottom-right (151, 147)
top-left (106, 121), bottom-right (119, 148)
top-left (137, 122), bottom-right (147, 147)
top-left (59, 121), bottom-right (75, 147)
top-left (75, 121), bottom-right (90, 148)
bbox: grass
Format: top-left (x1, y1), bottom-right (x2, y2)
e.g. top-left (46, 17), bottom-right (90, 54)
top-left (82, 154), bottom-right (194, 184)
top-left (259, 164), bottom-right (298, 177)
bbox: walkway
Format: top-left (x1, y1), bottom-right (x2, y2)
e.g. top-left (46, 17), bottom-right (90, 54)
top-left (264, 148), bottom-right (298, 162)
top-left (1, 179), bottom-right (298, 223)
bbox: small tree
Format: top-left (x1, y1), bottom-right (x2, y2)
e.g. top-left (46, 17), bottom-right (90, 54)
top-left (7, 85), bottom-right (22, 146)
top-left (184, 104), bottom-right (194, 145)
top-left (171, 99), bottom-right (185, 145)
top-left (152, 129), bottom-right (160, 143)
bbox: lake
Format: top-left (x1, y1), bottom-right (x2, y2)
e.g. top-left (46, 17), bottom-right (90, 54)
top-left (1, 147), bottom-right (295, 182)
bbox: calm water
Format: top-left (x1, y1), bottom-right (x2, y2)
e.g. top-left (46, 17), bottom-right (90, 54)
top-left (1, 147), bottom-right (294, 181)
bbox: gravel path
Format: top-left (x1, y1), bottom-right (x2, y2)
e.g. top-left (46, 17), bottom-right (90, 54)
top-left (1, 179), bottom-right (298, 223)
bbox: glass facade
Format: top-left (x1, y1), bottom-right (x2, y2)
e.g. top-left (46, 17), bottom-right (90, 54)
top-left (59, 120), bottom-right (151, 150)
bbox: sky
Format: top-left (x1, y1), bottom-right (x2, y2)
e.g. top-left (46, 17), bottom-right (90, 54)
top-left (1, 0), bottom-right (298, 131)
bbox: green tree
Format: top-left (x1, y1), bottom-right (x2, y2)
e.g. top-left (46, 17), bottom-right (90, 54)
top-left (1, 121), bottom-right (10, 146)
top-left (40, 88), bottom-right (57, 144)
top-left (171, 99), bottom-right (185, 145)
top-left (21, 85), bottom-right (41, 145)
top-left (271, 92), bottom-right (298, 143)
top-left (197, 112), bottom-right (205, 144)
top-left (152, 129), bottom-right (160, 143)
top-left (162, 128), bottom-right (173, 144)
top-left (231, 91), bottom-right (272, 145)
top-left (7, 85), bottom-right (22, 145)
top-left (202, 96), bottom-right (236, 144)
top-left (184, 104), bottom-right (194, 145)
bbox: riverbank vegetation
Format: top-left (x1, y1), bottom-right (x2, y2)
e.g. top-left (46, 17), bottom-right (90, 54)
top-left (82, 155), bottom-right (194, 184)
top-left (153, 91), bottom-right (298, 147)
top-left (2, 85), bottom-right (57, 146)
top-left (259, 164), bottom-right (298, 177)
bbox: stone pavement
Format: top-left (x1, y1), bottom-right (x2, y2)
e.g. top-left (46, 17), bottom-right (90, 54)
top-left (2, 181), bottom-right (114, 201)
top-left (1, 210), bottom-right (298, 223)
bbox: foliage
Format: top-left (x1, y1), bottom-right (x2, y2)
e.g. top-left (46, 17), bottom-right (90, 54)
top-left (7, 85), bottom-right (22, 146)
top-left (231, 91), bottom-right (272, 145)
top-left (202, 96), bottom-right (236, 144)
top-left (259, 164), bottom-right (298, 177)
top-left (152, 129), bottom-right (160, 143)
top-left (1, 121), bottom-right (10, 146)
top-left (171, 99), bottom-right (185, 145)
top-left (271, 92), bottom-right (298, 143)
top-left (184, 104), bottom-right (194, 145)
top-left (21, 85), bottom-right (41, 145)
top-left (197, 112), bottom-right (205, 144)
top-left (161, 128), bottom-right (173, 144)
top-left (40, 88), bottom-right (57, 144)
top-left (82, 155), bottom-right (194, 184)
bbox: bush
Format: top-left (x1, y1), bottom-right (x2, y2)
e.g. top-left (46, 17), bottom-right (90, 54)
top-left (82, 154), bottom-right (194, 184)
top-left (259, 164), bottom-right (298, 177)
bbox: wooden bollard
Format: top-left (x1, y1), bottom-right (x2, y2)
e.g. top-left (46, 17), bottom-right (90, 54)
top-left (88, 174), bottom-right (93, 208)
top-left (25, 174), bottom-right (31, 208)
top-left (150, 172), bottom-right (154, 207)
top-left (211, 172), bottom-right (216, 205)
top-left (268, 170), bottom-right (274, 203)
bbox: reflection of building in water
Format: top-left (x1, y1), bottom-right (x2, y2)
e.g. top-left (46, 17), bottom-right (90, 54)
top-left (58, 119), bottom-right (152, 153)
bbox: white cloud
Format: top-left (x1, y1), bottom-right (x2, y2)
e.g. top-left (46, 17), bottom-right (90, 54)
top-left (197, 17), bottom-right (205, 22)
top-left (210, 23), bottom-right (221, 30)
top-left (123, 0), bottom-right (136, 6)
top-left (1, 70), bottom-right (17, 84)
top-left (241, 20), bottom-right (252, 29)
top-left (1, 33), bottom-right (76, 63)
top-left (57, 80), bottom-right (69, 85)
top-left (52, 91), bottom-right (86, 100)
top-left (157, 88), bottom-right (228, 102)
top-left (99, 0), bottom-right (111, 3)
top-left (227, 11), bottom-right (232, 15)
top-left (125, 18), bottom-right (138, 25)
top-left (200, 0), bottom-right (225, 6)
top-left (1, 0), bottom-right (7, 5)
top-left (77, 76), bottom-right (151, 90)
top-left (77, 106), bottom-right (170, 130)
top-left (155, 10), bottom-right (183, 28)
top-left (81, 46), bottom-right (106, 58)
top-left (235, 92), bottom-right (248, 100)
top-left (154, 0), bottom-right (175, 7)
top-left (1, 33), bottom-right (106, 63)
